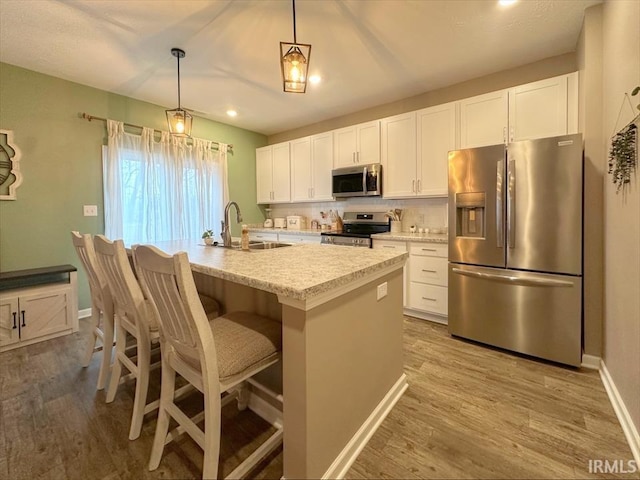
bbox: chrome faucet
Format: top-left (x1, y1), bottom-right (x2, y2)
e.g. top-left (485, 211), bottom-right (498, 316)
top-left (221, 201), bottom-right (243, 247)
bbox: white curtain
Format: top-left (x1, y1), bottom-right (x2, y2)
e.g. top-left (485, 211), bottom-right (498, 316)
top-left (104, 119), bottom-right (228, 245)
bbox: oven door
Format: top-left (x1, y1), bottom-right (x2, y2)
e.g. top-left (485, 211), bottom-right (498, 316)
top-left (332, 164), bottom-right (381, 197)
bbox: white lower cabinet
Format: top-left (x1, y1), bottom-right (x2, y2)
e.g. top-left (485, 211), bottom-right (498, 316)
top-left (277, 233), bottom-right (320, 244)
top-left (248, 232), bottom-right (279, 242)
top-left (373, 239), bottom-right (448, 323)
top-left (407, 242), bottom-right (448, 322)
top-left (0, 281), bottom-right (78, 352)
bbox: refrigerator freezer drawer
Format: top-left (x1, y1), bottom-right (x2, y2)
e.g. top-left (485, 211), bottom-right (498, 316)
top-left (448, 264), bottom-right (581, 366)
top-left (408, 282), bottom-right (448, 315)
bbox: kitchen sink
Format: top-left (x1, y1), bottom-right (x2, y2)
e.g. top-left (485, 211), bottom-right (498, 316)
top-left (248, 241), bottom-right (291, 250)
top-left (217, 241), bottom-right (291, 250)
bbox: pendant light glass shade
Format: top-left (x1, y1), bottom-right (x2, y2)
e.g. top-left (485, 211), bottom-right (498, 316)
top-left (166, 48), bottom-right (193, 137)
top-left (280, 0), bottom-right (311, 93)
top-left (280, 42), bottom-right (311, 93)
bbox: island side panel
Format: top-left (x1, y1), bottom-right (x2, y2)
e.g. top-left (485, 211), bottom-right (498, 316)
top-left (282, 268), bottom-right (405, 479)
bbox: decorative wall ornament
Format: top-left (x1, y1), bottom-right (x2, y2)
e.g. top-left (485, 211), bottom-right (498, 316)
top-left (0, 129), bottom-right (23, 200)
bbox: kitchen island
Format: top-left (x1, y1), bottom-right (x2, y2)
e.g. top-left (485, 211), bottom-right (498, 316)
top-left (147, 241), bottom-right (408, 479)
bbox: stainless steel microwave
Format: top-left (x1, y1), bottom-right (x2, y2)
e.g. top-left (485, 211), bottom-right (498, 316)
top-left (332, 164), bottom-right (382, 198)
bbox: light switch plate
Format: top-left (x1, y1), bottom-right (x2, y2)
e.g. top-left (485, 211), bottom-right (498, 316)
top-left (83, 205), bottom-right (98, 216)
top-left (377, 282), bottom-right (388, 300)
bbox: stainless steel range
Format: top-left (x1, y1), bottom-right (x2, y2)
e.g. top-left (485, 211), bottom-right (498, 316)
top-left (320, 212), bottom-right (390, 248)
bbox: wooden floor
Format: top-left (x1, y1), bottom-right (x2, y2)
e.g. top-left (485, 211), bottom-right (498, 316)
top-left (0, 316), bottom-right (635, 479)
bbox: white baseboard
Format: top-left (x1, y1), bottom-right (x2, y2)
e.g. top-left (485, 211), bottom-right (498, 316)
top-left (322, 373), bottom-right (409, 480)
top-left (581, 354), bottom-right (601, 370)
top-left (600, 360), bottom-right (640, 465)
top-left (78, 308), bottom-right (92, 319)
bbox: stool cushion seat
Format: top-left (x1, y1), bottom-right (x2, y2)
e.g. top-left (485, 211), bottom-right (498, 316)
top-left (181, 311), bottom-right (281, 382)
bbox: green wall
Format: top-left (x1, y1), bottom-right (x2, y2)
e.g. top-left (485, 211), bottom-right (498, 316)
top-left (0, 62), bottom-right (267, 309)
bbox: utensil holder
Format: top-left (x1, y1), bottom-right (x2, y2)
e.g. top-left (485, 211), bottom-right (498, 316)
top-left (390, 220), bottom-right (402, 233)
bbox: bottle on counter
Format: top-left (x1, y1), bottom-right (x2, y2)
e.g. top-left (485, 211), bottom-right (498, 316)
top-left (241, 224), bottom-right (250, 250)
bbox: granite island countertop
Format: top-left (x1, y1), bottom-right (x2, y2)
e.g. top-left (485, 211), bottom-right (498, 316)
top-left (371, 232), bottom-right (449, 244)
top-left (147, 240), bottom-right (407, 302)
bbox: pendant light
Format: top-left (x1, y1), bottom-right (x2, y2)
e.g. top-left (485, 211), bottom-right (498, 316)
top-left (280, 0), bottom-right (311, 93)
top-left (166, 48), bottom-right (193, 137)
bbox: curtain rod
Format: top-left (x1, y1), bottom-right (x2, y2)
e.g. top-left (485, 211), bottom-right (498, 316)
top-left (79, 113), bottom-right (233, 152)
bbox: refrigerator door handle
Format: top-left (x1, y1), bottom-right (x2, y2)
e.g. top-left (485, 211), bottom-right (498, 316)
top-left (496, 158), bottom-right (504, 248)
top-left (507, 159), bottom-right (516, 248)
top-left (451, 267), bottom-right (574, 287)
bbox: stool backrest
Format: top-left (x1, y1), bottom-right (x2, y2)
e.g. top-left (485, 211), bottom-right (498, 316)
top-left (71, 231), bottom-right (110, 309)
top-left (94, 235), bottom-right (147, 330)
top-left (133, 245), bottom-right (216, 372)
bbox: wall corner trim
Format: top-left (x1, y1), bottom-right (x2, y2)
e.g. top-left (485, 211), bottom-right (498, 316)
top-left (581, 354), bottom-right (601, 370)
top-left (600, 360), bottom-right (640, 465)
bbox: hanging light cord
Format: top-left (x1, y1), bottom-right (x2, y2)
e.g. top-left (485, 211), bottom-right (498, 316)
top-left (292, 0), bottom-right (297, 43)
top-left (176, 54), bottom-right (182, 109)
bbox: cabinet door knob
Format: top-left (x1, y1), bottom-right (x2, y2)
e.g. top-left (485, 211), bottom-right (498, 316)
top-left (12, 312), bottom-right (17, 329)
top-left (21, 310), bottom-right (26, 327)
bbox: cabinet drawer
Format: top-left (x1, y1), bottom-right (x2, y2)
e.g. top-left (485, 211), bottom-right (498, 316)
top-left (372, 240), bottom-right (407, 252)
top-left (409, 243), bottom-right (447, 258)
top-left (278, 234), bottom-right (320, 244)
top-left (250, 232), bottom-right (279, 242)
top-left (408, 283), bottom-right (448, 315)
top-left (409, 256), bottom-right (448, 286)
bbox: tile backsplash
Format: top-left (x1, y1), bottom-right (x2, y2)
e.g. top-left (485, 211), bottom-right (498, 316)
top-left (265, 197), bottom-right (448, 232)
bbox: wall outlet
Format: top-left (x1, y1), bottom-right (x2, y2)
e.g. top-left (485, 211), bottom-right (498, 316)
top-left (377, 282), bottom-right (388, 300)
top-left (83, 205), bottom-right (98, 216)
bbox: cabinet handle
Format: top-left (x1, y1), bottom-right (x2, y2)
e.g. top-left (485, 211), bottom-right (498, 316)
top-left (357, 152), bottom-right (360, 163)
top-left (12, 312), bottom-right (17, 329)
top-left (503, 127), bottom-right (507, 143)
top-left (412, 179), bottom-right (415, 192)
top-left (421, 248), bottom-right (437, 252)
top-left (421, 297), bottom-right (437, 302)
top-left (21, 310), bottom-right (26, 327)
top-left (311, 187), bottom-right (314, 198)
top-left (352, 152), bottom-right (356, 164)
top-left (510, 126), bottom-right (514, 142)
top-left (421, 269), bottom-right (437, 273)
top-left (383, 245), bottom-right (396, 249)
top-left (417, 179), bottom-right (421, 192)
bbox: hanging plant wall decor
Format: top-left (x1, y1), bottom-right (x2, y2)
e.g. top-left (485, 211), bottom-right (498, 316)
top-left (608, 87), bottom-right (639, 194)
top-left (608, 122), bottom-right (637, 193)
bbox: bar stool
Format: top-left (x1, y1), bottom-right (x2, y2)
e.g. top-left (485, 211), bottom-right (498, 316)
top-left (71, 231), bottom-right (115, 391)
top-left (133, 244), bottom-right (283, 479)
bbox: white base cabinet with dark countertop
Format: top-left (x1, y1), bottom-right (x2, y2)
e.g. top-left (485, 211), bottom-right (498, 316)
top-left (373, 233), bottom-right (448, 324)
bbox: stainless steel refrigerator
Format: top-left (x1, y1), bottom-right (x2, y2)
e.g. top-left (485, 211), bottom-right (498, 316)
top-left (448, 133), bottom-right (583, 366)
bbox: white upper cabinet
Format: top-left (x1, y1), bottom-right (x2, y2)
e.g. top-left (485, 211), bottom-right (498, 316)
top-left (256, 142), bottom-right (291, 204)
top-left (310, 132), bottom-right (334, 201)
top-left (416, 102), bottom-right (457, 197)
top-left (381, 112), bottom-right (417, 198)
top-left (459, 90), bottom-right (509, 149)
top-left (382, 103), bottom-right (456, 199)
top-left (508, 72), bottom-right (578, 142)
top-left (290, 132), bottom-right (334, 202)
top-left (333, 120), bottom-right (380, 168)
top-left (460, 72), bottom-right (579, 149)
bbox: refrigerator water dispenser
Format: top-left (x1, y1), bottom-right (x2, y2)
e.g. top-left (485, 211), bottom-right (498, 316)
top-left (456, 192), bottom-right (485, 238)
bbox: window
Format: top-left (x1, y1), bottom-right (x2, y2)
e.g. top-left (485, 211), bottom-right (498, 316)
top-left (103, 121), bottom-right (228, 245)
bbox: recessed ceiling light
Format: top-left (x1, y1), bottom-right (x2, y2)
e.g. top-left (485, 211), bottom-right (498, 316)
top-left (498, 0), bottom-right (517, 5)
top-left (309, 75), bottom-right (321, 84)
top-left (226, 110), bottom-right (237, 117)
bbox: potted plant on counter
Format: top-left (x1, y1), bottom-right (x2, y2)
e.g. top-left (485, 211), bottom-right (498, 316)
top-left (202, 229), bottom-right (215, 245)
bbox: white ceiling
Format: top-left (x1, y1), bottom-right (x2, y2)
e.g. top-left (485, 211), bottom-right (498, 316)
top-left (0, 0), bottom-right (599, 136)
